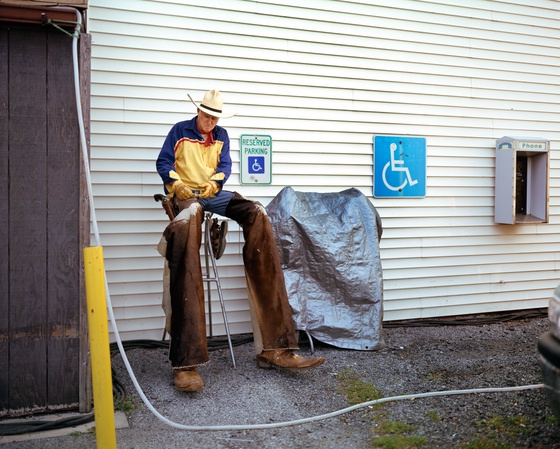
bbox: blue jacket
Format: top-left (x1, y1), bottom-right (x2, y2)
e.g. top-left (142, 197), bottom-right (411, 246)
top-left (156, 116), bottom-right (232, 193)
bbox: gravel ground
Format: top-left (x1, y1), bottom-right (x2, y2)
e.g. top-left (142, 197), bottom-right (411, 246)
top-left (2, 312), bottom-right (560, 449)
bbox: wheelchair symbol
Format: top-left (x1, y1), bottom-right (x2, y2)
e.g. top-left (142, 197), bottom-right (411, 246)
top-left (248, 156), bottom-right (265, 174)
top-left (382, 142), bottom-right (418, 191)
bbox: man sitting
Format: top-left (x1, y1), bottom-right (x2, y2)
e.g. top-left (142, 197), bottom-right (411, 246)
top-left (156, 89), bottom-right (325, 392)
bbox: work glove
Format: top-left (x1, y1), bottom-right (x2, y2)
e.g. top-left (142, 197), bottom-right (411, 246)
top-left (171, 180), bottom-right (195, 200)
top-left (198, 181), bottom-right (220, 198)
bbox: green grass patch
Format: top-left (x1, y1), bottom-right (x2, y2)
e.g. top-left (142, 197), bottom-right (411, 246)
top-left (335, 370), bottom-right (428, 448)
top-left (545, 415), bottom-right (559, 425)
top-left (339, 370), bottom-right (383, 405)
top-left (337, 369), bottom-right (384, 406)
top-left (425, 370), bottom-right (446, 382)
top-left (476, 414), bottom-right (530, 438)
top-left (425, 410), bottom-right (442, 423)
top-left (115, 395), bottom-right (138, 413)
top-left (463, 413), bottom-right (533, 449)
top-left (372, 420), bottom-right (428, 448)
top-left (372, 434), bottom-right (428, 449)
top-left (462, 438), bottom-right (511, 449)
top-left (377, 420), bottom-right (416, 434)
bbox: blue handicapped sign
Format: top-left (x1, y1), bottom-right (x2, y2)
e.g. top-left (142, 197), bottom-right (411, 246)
top-left (248, 156), bottom-right (265, 174)
top-left (373, 135), bottom-right (426, 198)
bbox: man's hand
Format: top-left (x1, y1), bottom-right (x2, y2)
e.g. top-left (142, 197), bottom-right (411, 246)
top-left (171, 180), bottom-right (195, 200)
top-left (198, 181), bottom-right (219, 198)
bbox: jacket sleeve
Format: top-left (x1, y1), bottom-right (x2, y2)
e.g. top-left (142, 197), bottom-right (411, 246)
top-left (156, 126), bottom-right (180, 188)
top-left (211, 129), bottom-right (232, 186)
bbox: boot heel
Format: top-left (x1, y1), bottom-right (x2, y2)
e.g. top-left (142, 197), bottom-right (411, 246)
top-left (256, 355), bottom-right (272, 369)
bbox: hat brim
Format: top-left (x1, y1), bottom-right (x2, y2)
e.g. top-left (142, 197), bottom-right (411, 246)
top-left (188, 93), bottom-right (236, 118)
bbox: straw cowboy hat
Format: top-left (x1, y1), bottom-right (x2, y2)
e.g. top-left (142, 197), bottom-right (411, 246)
top-left (188, 89), bottom-right (236, 118)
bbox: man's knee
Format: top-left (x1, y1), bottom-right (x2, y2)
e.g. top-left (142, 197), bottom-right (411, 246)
top-left (174, 197), bottom-right (201, 216)
top-left (225, 192), bottom-right (263, 225)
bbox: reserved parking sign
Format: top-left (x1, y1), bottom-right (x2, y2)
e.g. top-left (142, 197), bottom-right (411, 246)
top-left (240, 134), bottom-right (272, 184)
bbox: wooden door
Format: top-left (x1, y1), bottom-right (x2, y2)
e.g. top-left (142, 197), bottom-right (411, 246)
top-left (0, 21), bottom-right (87, 417)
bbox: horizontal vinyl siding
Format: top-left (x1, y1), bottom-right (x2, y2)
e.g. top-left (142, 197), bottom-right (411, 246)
top-left (88, 0), bottom-right (560, 341)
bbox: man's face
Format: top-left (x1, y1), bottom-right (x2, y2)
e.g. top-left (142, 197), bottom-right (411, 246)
top-left (197, 110), bottom-right (220, 134)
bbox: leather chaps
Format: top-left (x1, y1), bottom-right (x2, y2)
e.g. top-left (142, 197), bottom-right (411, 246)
top-left (163, 192), bottom-right (299, 368)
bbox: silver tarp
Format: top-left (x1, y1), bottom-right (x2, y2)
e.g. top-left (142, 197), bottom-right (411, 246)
top-left (266, 187), bottom-right (385, 351)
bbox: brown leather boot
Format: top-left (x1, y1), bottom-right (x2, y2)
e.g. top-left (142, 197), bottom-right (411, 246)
top-left (173, 367), bottom-right (204, 392)
top-left (256, 349), bottom-right (325, 370)
top-left (210, 218), bottom-right (228, 259)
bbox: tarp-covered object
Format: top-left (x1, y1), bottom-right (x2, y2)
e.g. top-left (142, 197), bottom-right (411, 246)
top-left (266, 187), bottom-right (385, 351)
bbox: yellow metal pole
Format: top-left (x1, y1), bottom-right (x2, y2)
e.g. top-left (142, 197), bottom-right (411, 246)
top-left (84, 246), bottom-right (117, 449)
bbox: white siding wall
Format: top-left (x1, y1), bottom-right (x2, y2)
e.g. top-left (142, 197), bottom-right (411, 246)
top-left (88, 0), bottom-right (560, 341)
